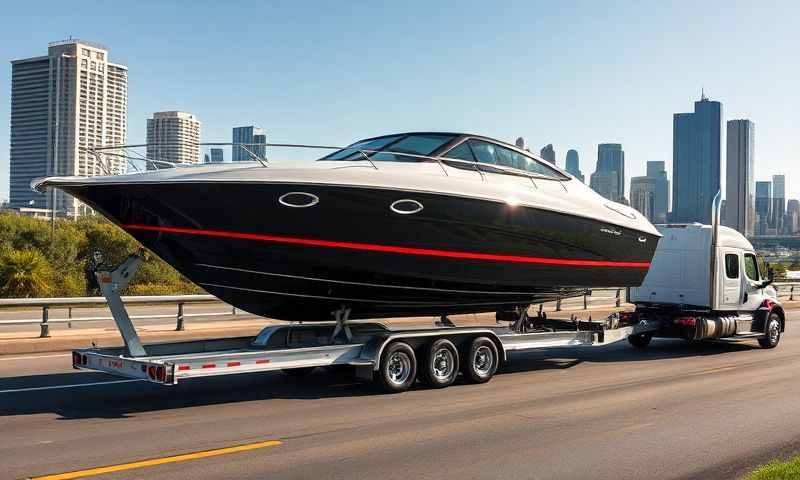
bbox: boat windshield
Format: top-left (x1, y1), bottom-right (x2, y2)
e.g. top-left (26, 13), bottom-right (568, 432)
top-left (320, 133), bottom-right (456, 162)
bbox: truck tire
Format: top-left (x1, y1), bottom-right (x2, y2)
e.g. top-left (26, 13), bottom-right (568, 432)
top-left (462, 337), bottom-right (498, 384)
top-left (375, 342), bottom-right (417, 393)
top-left (758, 313), bottom-right (782, 349)
top-left (419, 339), bottom-right (459, 388)
top-left (282, 367), bottom-right (316, 377)
top-left (628, 333), bottom-right (652, 349)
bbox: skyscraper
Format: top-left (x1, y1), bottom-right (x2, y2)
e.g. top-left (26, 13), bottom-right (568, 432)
top-left (232, 126), bottom-right (267, 161)
top-left (540, 144), bottom-right (555, 164)
top-left (755, 181), bottom-right (772, 235)
top-left (589, 143), bottom-right (625, 202)
top-left (672, 94), bottom-right (723, 224)
top-left (647, 161), bottom-right (670, 223)
top-left (565, 149), bottom-right (584, 183)
top-left (630, 176), bottom-right (657, 222)
top-left (772, 174), bottom-right (786, 233)
top-left (724, 119), bottom-right (755, 236)
top-left (209, 148), bottom-right (224, 163)
top-left (9, 39), bottom-right (128, 216)
top-left (786, 199), bottom-right (800, 235)
top-left (146, 111), bottom-right (201, 167)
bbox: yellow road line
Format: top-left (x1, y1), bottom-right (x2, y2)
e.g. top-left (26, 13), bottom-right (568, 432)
top-left (31, 439), bottom-right (283, 480)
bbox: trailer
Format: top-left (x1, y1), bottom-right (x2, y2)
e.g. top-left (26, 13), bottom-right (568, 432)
top-left (71, 250), bottom-right (658, 393)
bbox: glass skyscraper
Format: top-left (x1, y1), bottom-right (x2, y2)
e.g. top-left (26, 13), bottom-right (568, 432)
top-left (724, 119), bottom-right (755, 236)
top-left (565, 149), bottom-right (584, 183)
top-left (232, 126), bottom-right (267, 161)
top-left (672, 94), bottom-right (723, 224)
top-left (589, 143), bottom-right (625, 202)
top-left (755, 181), bottom-right (772, 235)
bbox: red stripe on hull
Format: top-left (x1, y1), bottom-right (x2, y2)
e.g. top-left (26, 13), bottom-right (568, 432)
top-left (122, 224), bottom-right (651, 268)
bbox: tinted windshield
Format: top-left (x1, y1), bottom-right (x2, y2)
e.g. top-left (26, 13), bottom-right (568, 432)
top-left (320, 133), bottom-right (456, 162)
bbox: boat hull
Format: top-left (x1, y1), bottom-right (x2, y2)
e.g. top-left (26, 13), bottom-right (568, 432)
top-left (59, 182), bottom-right (658, 320)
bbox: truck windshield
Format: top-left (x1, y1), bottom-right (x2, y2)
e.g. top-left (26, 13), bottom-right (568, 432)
top-left (320, 133), bottom-right (456, 162)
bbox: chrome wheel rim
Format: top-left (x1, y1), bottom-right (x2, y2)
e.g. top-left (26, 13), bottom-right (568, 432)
top-left (473, 345), bottom-right (493, 376)
top-left (769, 319), bottom-right (780, 344)
top-left (432, 348), bottom-right (455, 380)
top-left (387, 351), bottom-right (412, 386)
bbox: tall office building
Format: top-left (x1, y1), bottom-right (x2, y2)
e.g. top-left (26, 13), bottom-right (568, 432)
top-left (755, 181), bottom-right (772, 236)
top-left (146, 111), bottom-right (201, 167)
top-left (786, 199), bottom-right (800, 235)
top-left (9, 39), bottom-right (128, 216)
top-left (672, 94), bottom-right (723, 224)
top-left (630, 176), bottom-right (657, 222)
top-left (724, 120), bottom-right (755, 236)
top-left (772, 174), bottom-right (786, 233)
top-left (565, 149), bottom-right (584, 183)
top-left (540, 144), bottom-right (555, 164)
top-left (209, 148), bottom-right (224, 163)
top-left (647, 161), bottom-right (670, 223)
top-left (232, 125), bottom-right (267, 161)
top-left (589, 143), bottom-right (625, 202)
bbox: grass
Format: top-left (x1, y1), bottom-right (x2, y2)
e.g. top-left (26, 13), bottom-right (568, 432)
top-left (744, 455), bottom-right (800, 479)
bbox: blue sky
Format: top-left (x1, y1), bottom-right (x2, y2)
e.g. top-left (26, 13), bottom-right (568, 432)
top-left (1, 0), bottom-right (799, 202)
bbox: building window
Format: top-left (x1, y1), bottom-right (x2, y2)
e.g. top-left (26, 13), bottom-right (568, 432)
top-left (81, 59), bottom-right (87, 68)
top-left (96, 52), bottom-right (104, 60)
top-left (82, 48), bottom-right (90, 57)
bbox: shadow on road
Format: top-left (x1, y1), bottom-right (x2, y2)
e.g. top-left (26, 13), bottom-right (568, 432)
top-left (0, 338), bottom-right (759, 420)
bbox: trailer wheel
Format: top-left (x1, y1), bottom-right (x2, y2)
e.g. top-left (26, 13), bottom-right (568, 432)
top-left (420, 339), bottom-right (459, 388)
top-left (758, 313), bottom-right (782, 349)
top-left (282, 367), bottom-right (316, 377)
top-left (628, 333), bottom-right (652, 349)
top-left (376, 342), bottom-right (417, 393)
top-left (462, 337), bottom-right (498, 384)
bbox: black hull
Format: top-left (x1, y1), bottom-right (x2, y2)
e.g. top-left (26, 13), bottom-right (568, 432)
top-left (62, 182), bottom-right (658, 320)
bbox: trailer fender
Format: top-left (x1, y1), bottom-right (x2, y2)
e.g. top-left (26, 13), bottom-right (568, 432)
top-left (753, 300), bottom-right (785, 334)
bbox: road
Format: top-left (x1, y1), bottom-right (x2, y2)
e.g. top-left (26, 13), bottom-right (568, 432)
top-left (2, 309), bottom-right (799, 479)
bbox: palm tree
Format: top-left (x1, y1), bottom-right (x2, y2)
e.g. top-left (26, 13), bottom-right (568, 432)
top-left (0, 249), bottom-right (55, 298)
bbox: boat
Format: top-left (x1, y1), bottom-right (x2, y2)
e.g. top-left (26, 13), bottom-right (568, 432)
top-left (33, 132), bottom-right (661, 321)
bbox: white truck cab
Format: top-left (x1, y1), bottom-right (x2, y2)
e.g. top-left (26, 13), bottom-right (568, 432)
top-left (625, 223), bottom-right (784, 349)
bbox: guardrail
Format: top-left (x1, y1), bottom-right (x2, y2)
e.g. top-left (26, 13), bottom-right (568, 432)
top-left (0, 295), bottom-right (240, 338)
top-left (1, 282), bottom-right (798, 339)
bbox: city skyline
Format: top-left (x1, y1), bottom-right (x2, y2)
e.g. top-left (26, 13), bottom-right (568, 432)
top-left (0, 2), bottom-right (799, 204)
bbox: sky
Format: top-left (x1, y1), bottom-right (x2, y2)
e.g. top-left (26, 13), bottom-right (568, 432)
top-left (1, 0), bottom-right (799, 202)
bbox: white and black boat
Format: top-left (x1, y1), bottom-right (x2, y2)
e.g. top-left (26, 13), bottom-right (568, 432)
top-left (34, 132), bottom-right (661, 320)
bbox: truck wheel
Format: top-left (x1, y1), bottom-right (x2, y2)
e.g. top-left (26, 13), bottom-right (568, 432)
top-left (758, 313), bottom-right (782, 349)
top-left (282, 367), bottom-right (316, 377)
top-left (462, 337), bottom-right (498, 384)
top-left (420, 339), bottom-right (459, 388)
top-left (375, 342), bottom-right (417, 393)
top-left (628, 333), bottom-right (652, 349)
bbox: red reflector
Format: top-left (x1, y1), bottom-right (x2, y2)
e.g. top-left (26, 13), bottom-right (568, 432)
top-left (202, 363), bottom-right (216, 369)
top-left (147, 366), bottom-right (156, 379)
top-left (156, 366), bottom-right (166, 382)
top-left (178, 365), bottom-right (191, 371)
top-left (676, 317), bottom-right (696, 327)
top-left (72, 352), bottom-right (81, 365)
top-left (256, 359), bottom-right (270, 364)
top-left (227, 362), bottom-right (241, 367)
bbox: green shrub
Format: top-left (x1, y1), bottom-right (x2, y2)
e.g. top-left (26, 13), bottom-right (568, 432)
top-left (0, 249), bottom-right (56, 297)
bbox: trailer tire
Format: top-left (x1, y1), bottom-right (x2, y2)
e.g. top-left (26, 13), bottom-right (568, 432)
top-left (462, 337), bottom-right (498, 384)
top-left (282, 367), bottom-right (316, 377)
top-left (758, 313), bottom-right (781, 349)
top-left (420, 339), bottom-right (459, 388)
top-left (375, 342), bottom-right (417, 393)
top-left (628, 333), bottom-right (652, 349)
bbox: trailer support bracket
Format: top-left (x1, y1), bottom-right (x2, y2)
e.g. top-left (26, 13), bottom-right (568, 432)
top-left (94, 250), bottom-right (147, 357)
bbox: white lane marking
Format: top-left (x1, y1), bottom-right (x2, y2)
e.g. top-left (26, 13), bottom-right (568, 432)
top-left (0, 379), bottom-right (143, 394)
top-left (0, 353), bottom-right (71, 362)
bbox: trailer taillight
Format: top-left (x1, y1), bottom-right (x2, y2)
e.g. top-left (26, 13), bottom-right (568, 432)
top-left (676, 317), bottom-right (696, 327)
top-left (72, 352), bottom-right (81, 366)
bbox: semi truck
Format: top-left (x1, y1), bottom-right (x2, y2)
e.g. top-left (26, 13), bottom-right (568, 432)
top-left (624, 222), bottom-right (784, 350)
top-left (69, 209), bottom-right (783, 394)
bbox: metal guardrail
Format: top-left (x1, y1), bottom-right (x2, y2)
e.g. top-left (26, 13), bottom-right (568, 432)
top-left (0, 295), bottom-right (240, 338)
top-left (1, 282), bottom-right (798, 339)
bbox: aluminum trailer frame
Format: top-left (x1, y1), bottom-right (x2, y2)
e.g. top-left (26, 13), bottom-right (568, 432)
top-left (71, 251), bottom-right (658, 390)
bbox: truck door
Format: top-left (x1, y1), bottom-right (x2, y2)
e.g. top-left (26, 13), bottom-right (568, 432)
top-left (741, 253), bottom-right (764, 310)
top-left (720, 251), bottom-right (741, 309)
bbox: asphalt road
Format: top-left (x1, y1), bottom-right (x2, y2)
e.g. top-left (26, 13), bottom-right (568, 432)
top-left (2, 310), bottom-right (799, 480)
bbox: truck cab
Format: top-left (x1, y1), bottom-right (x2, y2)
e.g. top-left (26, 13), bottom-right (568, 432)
top-left (626, 223), bottom-right (784, 349)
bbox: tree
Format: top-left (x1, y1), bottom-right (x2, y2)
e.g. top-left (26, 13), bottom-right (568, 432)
top-left (0, 249), bottom-right (55, 298)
